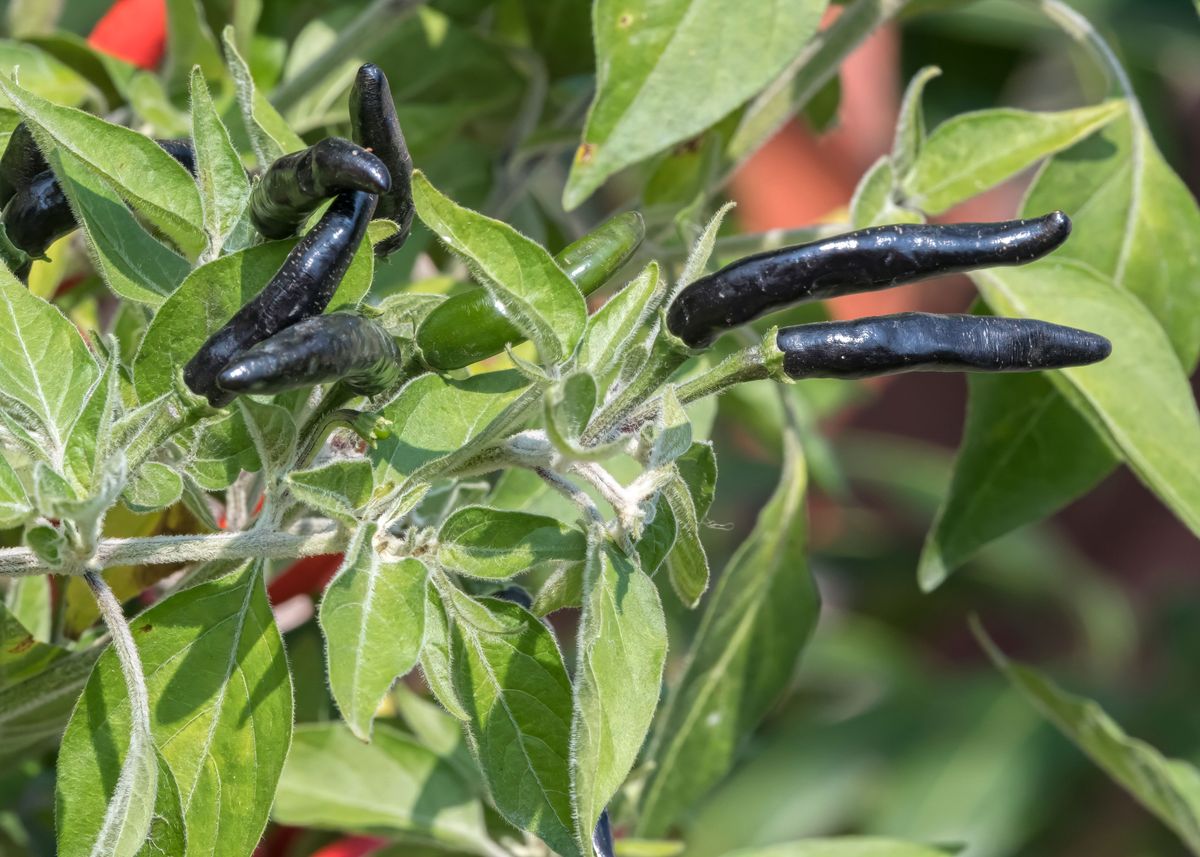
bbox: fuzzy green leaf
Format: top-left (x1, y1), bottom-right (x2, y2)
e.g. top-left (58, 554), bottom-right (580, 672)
top-left (189, 67), bottom-right (251, 259)
top-left (287, 459), bottom-right (375, 521)
top-left (437, 507), bottom-right (588, 580)
top-left (570, 539), bottom-right (667, 851)
top-left (413, 171), bottom-right (586, 366)
top-left (274, 722), bottom-right (495, 854)
top-left (320, 523), bottom-right (428, 741)
top-left (639, 430), bottom-right (815, 836)
top-left (0, 75), bottom-right (204, 255)
top-left (563, 0), bottom-right (826, 208)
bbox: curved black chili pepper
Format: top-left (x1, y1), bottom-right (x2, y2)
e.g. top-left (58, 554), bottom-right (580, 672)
top-left (351, 63), bottom-right (413, 258)
top-left (155, 138), bottom-right (198, 176)
top-left (775, 313), bottom-right (1110, 380)
top-left (0, 123), bottom-right (47, 207)
top-left (667, 212), bottom-right (1072, 347)
top-left (592, 810), bottom-right (615, 857)
top-left (248, 137), bottom-right (390, 240)
top-left (185, 190), bottom-right (378, 406)
top-left (216, 312), bottom-right (403, 397)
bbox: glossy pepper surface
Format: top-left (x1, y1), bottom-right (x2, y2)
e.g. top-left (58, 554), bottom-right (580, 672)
top-left (350, 63), bottom-right (414, 258)
top-left (667, 212), bottom-right (1072, 347)
top-left (185, 190), bottom-right (378, 406)
top-left (249, 137), bottom-right (390, 240)
top-left (217, 312), bottom-right (403, 397)
top-left (776, 312), bottom-right (1111, 379)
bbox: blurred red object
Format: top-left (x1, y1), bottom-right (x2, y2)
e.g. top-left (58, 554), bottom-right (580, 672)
top-left (88, 0), bottom-right (167, 70)
top-left (267, 554), bottom-right (344, 605)
top-left (310, 837), bottom-right (389, 857)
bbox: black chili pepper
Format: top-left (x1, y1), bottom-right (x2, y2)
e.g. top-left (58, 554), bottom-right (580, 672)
top-left (3, 169), bottom-right (76, 259)
top-left (184, 189), bottom-right (378, 406)
top-left (491, 585), bottom-right (535, 610)
top-left (775, 312), bottom-right (1110, 379)
top-left (416, 211), bottom-right (645, 371)
top-left (350, 63), bottom-right (413, 258)
top-left (0, 138), bottom-right (200, 268)
top-left (0, 122), bottom-right (46, 207)
top-left (216, 312), bottom-right (403, 397)
top-left (248, 137), bottom-right (390, 240)
top-left (666, 212), bottom-right (1072, 347)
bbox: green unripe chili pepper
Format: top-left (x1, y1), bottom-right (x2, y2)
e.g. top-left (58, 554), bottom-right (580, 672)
top-left (416, 211), bottom-right (645, 371)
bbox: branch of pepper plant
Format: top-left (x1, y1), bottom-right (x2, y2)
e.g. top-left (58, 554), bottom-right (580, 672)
top-left (0, 525), bottom-right (348, 578)
top-left (270, 0), bottom-right (428, 113)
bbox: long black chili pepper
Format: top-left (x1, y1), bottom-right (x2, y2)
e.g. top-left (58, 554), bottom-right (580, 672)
top-left (350, 62), bottom-right (414, 258)
top-left (666, 212), bottom-right (1072, 347)
top-left (248, 137), bottom-right (390, 240)
top-left (184, 189), bottom-right (378, 406)
top-left (775, 313), bottom-right (1110, 379)
top-left (216, 312), bottom-right (403, 397)
top-left (0, 122), bottom-right (46, 207)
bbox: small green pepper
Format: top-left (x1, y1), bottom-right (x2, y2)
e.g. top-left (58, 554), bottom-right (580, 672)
top-left (416, 211), bottom-right (645, 370)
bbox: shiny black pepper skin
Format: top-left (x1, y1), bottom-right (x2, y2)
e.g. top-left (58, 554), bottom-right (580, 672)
top-left (3, 169), bottom-right (76, 259)
top-left (775, 313), bottom-right (1111, 380)
top-left (667, 212), bottom-right (1072, 347)
top-left (0, 123), bottom-right (47, 207)
top-left (216, 312), bottom-right (403, 397)
top-left (185, 189), bottom-right (378, 406)
top-left (1, 138), bottom-right (199, 270)
top-left (350, 63), bottom-right (413, 258)
top-left (248, 137), bottom-right (390, 240)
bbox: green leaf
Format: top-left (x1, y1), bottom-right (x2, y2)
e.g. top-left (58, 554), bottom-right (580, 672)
top-left (660, 474), bottom-right (709, 607)
top-left (421, 584), bottom-right (468, 721)
top-left (413, 172), bottom-right (586, 366)
top-left (122, 461), bottom-right (184, 513)
top-left (180, 412), bottom-right (259, 490)
top-left (437, 507), bottom-right (588, 580)
top-left (133, 237), bottom-right (372, 403)
top-left (189, 67), bottom-right (251, 260)
top-left (393, 683), bottom-right (480, 790)
top-left (925, 105), bottom-right (1200, 587)
top-left (678, 201), bottom-right (735, 289)
top-left (165, 0), bottom-right (225, 96)
top-left (902, 100), bottom-right (1126, 215)
top-left (4, 573), bottom-right (51, 642)
top-left (0, 75), bottom-right (204, 255)
top-left (222, 26), bottom-right (304, 165)
top-left (722, 840), bottom-right (952, 857)
top-left (320, 523), bottom-right (428, 741)
top-left (0, 600), bottom-right (63, 689)
top-left (0, 272), bottom-right (99, 468)
top-left (638, 430), bottom-right (815, 836)
top-left (650, 387), bottom-right (692, 468)
top-left (578, 263), bottom-right (665, 379)
top-left (287, 459), bottom-right (375, 521)
top-left (236, 398), bottom-right (297, 492)
top-left (447, 586), bottom-right (577, 856)
top-left (0, 452), bottom-right (30, 528)
top-left (849, 156), bottom-right (923, 229)
top-left (0, 647), bottom-right (99, 765)
top-left (54, 563), bottom-right (292, 857)
top-left (545, 372), bottom-right (598, 453)
top-left (0, 40), bottom-right (101, 109)
top-left (975, 260), bottom-right (1200, 546)
top-left (563, 0), bottom-right (827, 208)
top-left (570, 539), bottom-right (667, 851)
top-left (274, 722), bottom-right (495, 854)
top-left (43, 145), bottom-right (190, 306)
top-left (370, 369), bottom-right (528, 489)
top-left (978, 623), bottom-right (1200, 854)
top-left (918, 371), bottom-right (1114, 591)
top-left (891, 65), bottom-right (941, 176)
top-left (62, 354), bottom-right (121, 494)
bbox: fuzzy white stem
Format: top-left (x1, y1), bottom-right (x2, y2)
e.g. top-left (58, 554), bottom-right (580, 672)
top-left (0, 527), bottom-right (347, 578)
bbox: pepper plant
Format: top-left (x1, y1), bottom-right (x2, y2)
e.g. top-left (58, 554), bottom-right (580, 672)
top-left (2, 1), bottom-right (1200, 857)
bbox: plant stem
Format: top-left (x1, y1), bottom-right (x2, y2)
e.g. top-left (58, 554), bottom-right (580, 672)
top-left (270, 0), bottom-right (427, 113)
top-left (0, 527), bottom-right (347, 578)
top-left (581, 335), bottom-right (692, 446)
